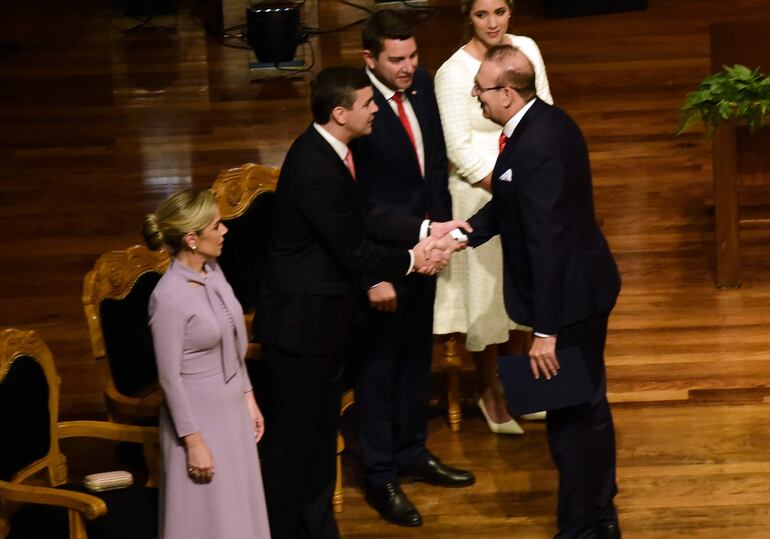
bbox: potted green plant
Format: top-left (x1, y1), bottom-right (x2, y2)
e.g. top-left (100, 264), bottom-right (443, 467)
top-left (677, 64), bottom-right (770, 139)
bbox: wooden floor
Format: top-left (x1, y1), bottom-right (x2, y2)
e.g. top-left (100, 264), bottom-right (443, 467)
top-left (2, 0), bottom-right (770, 537)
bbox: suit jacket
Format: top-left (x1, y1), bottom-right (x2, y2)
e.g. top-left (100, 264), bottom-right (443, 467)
top-left (468, 98), bottom-right (620, 335)
top-left (253, 125), bottom-right (423, 355)
top-left (349, 67), bottom-right (452, 292)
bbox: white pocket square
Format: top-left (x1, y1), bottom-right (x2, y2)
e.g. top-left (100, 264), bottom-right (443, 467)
top-left (498, 169), bottom-right (513, 182)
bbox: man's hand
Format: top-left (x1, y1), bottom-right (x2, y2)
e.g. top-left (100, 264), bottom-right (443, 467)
top-left (433, 233), bottom-right (467, 253)
top-left (429, 219), bottom-right (474, 239)
top-left (529, 335), bottom-right (560, 380)
top-left (413, 236), bottom-right (448, 275)
top-left (368, 282), bottom-right (398, 312)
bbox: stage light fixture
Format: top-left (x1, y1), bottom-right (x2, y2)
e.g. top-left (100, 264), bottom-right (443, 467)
top-left (246, 3), bottom-right (302, 67)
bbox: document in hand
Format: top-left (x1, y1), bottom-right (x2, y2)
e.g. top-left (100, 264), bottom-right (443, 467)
top-left (497, 346), bottom-right (595, 416)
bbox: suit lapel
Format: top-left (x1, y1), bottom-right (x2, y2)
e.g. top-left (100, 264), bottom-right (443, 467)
top-left (407, 85), bottom-right (430, 170)
top-left (407, 87), bottom-right (426, 137)
top-left (308, 125), bottom-right (353, 181)
top-left (506, 97), bottom-right (544, 149)
top-left (491, 98), bottom-right (549, 197)
top-left (492, 98), bottom-right (545, 178)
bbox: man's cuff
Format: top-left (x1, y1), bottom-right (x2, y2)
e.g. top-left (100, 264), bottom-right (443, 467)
top-left (406, 249), bottom-right (415, 275)
top-left (533, 332), bottom-right (555, 338)
top-left (419, 219), bottom-right (431, 240)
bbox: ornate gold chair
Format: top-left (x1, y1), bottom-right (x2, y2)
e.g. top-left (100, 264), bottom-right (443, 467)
top-left (438, 334), bottom-right (467, 432)
top-left (211, 162), bottom-right (279, 360)
top-left (0, 328), bottom-right (159, 539)
top-left (82, 245), bottom-right (171, 423)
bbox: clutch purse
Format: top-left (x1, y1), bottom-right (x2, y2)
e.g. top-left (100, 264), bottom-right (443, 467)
top-left (83, 470), bottom-right (134, 492)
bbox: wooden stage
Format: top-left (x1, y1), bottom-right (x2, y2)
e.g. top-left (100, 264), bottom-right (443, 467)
top-left (2, 0), bottom-right (770, 537)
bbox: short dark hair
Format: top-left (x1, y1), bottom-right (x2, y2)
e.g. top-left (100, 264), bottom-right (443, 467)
top-left (310, 67), bottom-right (371, 124)
top-left (485, 44), bottom-right (536, 101)
top-left (362, 9), bottom-right (414, 58)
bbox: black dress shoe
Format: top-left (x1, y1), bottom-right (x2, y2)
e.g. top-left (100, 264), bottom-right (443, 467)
top-left (400, 455), bottom-right (475, 487)
top-left (597, 522), bottom-right (621, 539)
top-left (366, 482), bottom-right (422, 527)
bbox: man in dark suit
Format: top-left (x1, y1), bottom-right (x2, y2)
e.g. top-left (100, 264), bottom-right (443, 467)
top-left (347, 10), bottom-right (474, 528)
top-left (254, 67), bottom-right (468, 539)
top-left (466, 44), bottom-right (622, 539)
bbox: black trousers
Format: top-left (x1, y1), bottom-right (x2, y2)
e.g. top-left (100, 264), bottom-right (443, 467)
top-left (353, 277), bottom-right (435, 488)
top-left (259, 344), bottom-right (343, 539)
top-left (548, 312), bottom-right (618, 539)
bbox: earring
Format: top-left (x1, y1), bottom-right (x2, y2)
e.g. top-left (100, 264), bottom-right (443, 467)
top-left (191, 244), bottom-right (197, 251)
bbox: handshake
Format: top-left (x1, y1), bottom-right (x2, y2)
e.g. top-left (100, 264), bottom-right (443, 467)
top-left (412, 220), bottom-right (473, 276)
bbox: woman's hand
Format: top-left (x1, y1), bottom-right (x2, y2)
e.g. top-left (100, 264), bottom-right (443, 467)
top-left (246, 391), bottom-right (265, 442)
top-left (184, 432), bottom-right (215, 483)
top-left (474, 172), bottom-right (493, 193)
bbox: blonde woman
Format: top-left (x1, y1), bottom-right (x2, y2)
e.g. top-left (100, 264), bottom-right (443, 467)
top-left (433, 0), bottom-right (553, 434)
top-left (143, 189), bottom-right (270, 539)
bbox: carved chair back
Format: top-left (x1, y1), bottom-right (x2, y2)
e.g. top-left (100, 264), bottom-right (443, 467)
top-left (0, 329), bottom-right (66, 488)
top-left (211, 163), bottom-right (279, 314)
top-left (82, 245), bottom-right (171, 422)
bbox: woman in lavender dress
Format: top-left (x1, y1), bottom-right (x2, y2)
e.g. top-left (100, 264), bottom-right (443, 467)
top-left (143, 189), bottom-right (270, 539)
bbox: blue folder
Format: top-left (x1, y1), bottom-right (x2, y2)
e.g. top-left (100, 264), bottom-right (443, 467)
top-left (497, 346), bottom-right (595, 416)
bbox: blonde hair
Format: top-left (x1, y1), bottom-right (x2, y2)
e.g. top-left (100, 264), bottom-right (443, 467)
top-left (142, 189), bottom-right (216, 253)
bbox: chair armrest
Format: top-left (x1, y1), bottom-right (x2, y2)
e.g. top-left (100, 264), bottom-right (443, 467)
top-left (103, 385), bottom-right (163, 414)
top-left (0, 480), bottom-right (106, 520)
top-left (57, 421), bottom-right (161, 488)
top-left (57, 421), bottom-right (158, 444)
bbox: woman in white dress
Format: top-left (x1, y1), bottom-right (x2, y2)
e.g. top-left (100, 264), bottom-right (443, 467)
top-left (433, 0), bottom-right (553, 434)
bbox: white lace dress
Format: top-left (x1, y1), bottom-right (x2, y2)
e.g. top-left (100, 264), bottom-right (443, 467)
top-left (433, 34), bottom-right (553, 351)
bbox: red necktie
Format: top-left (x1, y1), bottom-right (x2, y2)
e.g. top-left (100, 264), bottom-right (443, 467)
top-left (498, 132), bottom-right (508, 154)
top-left (391, 92), bottom-right (418, 157)
top-left (344, 150), bottom-right (356, 180)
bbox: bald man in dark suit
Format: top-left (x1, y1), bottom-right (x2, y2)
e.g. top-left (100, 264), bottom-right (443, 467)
top-left (466, 44), bottom-right (622, 539)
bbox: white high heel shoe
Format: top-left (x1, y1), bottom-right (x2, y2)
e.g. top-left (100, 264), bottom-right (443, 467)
top-left (477, 398), bottom-right (524, 435)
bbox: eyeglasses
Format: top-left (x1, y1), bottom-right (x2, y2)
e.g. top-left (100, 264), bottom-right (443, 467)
top-left (473, 82), bottom-right (524, 95)
top-left (473, 82), bottom-right (507, 94)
